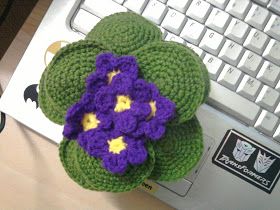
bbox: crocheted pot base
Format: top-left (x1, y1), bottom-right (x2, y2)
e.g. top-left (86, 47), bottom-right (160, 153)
top-left (132, 41), bottom-right (209, 124)
top-left (59, 139), bottom-right (155, 192)
top-left (86, 12), bottom-right (162, 55)
top-left (149, 116), bottom-right (203, 181)
top-left (39, 40), bottom-right (108, 125)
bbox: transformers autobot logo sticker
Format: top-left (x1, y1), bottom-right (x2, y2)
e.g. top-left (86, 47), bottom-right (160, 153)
top-left (232, 139), bottom-right (256, 162)
top-left (212, 129), bottom-right (280, 194)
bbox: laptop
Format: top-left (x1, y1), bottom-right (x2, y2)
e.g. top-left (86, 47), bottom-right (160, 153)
top-left (1, 0), bottom-right (280, 209)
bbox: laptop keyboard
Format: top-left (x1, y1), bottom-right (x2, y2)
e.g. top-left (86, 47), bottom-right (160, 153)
top-left (71, 0), bottom-right (280, 143)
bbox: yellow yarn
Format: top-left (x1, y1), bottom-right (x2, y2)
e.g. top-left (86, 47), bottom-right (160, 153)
top-left (114, 95), bottom-right (133, 112)
top-left (147, 100), bottom-right (156, 120)
top-left (82, 113), bottom-right (100, 131)
top-left (107, 70), bottom-right (120, 84)
top-left (108, 136), bottom-right (127, 154)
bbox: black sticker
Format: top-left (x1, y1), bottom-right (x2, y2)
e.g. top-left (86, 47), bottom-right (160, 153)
top-left (24, 84), bottom-right (39, 108)
top-left (212, 129), bottom-right (280, 194)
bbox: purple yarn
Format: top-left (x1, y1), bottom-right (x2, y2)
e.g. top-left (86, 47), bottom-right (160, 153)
top-left (114, 111), bottom-right (137, 134)
top-left (131, 79), bottom-right (152, 102)
top-left (153, 96), bottom-right (176, 124)
top-left (130, 102), bottom-right (151, 120)
top-left (130, 121), bottom-right (146, 138)
top-left (129, 78), bottom-right (175, 140)
top-left (62, 52), bottom-right (177, 175)
top-left (86, 53), bottom-right (138, 94)
top-left (63, 102), bottom-right (85, 140)
top-left (79, 129), bottom-right (148, 175)
top-left (94, 86), bottom-right (115, 113)
top-left (86, 73), bottom-right (107, 95)
top-left (65, 102), bottom-right (85, 122)
top-left (149, 83), bottom-right (160, 98)
top-left (95, 53), bottom-right (117, 76)
top-left (126, 137), bottom-right (148, 165)
top-left (79, 130), bottom-right (109, 158)
top-left (102, 152), bottom-right (128, 175)
top-left (115, 56), bottom-right (138, 80)
top-left (156, 96), bottom-right (176, 123)
top-left (80, 92), bottom-right (96, 112)
top-left (63, 91), bottom-right (114, 140)
top-left (144, 119), bottom-right (166, 141)
top-left (110, 74), bottom-right (133, 95)
top-left (63, 123), bottom-right (83, 140)
top-left (102, 133), bottom-right (148, 174)
top-left (96, 112), bottom-right (113, 130)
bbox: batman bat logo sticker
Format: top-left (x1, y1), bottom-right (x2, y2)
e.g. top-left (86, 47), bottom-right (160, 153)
top-left (24, 84), bottom-right (39, 108)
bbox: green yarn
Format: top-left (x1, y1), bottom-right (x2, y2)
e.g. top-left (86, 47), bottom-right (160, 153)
top-left (188, 48), bottom-right (210, 103)
top-left (39, 40), bottom-right (108, 125)
top-left (59, 139), bottom-right (155, 192)
top-left (38, 12), bottom-right (210, 192)
top-left (86, 12), bottom-right (162, 55)
top-left (132, 41), bottom-right (208, 123)
top-left (149, 117), bottom-right (203, 181)
top-left (59, 139), bottom-right (93, 189)
top-left (39, 69), bottom-right (66, 124)
top-left (39, 14), bottom-right (209, 125)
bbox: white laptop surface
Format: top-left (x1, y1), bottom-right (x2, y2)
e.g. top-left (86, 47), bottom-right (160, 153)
top-left (1, 0), bottom-right (280, 209)
top-left (0, 0), bottom-right (82, 142)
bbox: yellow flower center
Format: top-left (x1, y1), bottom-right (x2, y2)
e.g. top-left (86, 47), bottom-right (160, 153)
top-left (81, 113), bottom-right (100, 131)
top-left (108, 136), bottom-right (127, 154)
top-left (114, 95), bottom-right (133, 112)
top-left (107, 70), bottom-right (121, 84)
top-left (147, 101), bottom-right (157, 120)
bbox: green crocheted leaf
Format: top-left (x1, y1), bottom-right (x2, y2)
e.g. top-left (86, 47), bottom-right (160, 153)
top-left (59, 139), bottom-right (93, 189)
top-left (132, 41), bottom-right (210, 123)
top-left (86, 12), bottom-right (162, 55)
top-left (190, 50), bottom-right (210, 103)
top-left (39, 69), bottom-right (66, 124)
top-left (59, 139), bottom-right (155, 192)
top-left (39, 40), bottom-right (109, 124)
top-left (149, 116), bottom-right (203, 181)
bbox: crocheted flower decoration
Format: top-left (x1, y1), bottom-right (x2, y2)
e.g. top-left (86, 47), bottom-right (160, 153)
top-left (79, 130), bottom-right (148, 174)
top-left (63, 53), bottom-right (175, 174)
top-left (38, 12), bottom-right (210, 192)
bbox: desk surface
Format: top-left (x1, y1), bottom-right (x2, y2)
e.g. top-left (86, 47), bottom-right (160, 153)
top-left (0, 1), bottom-right (172, 209)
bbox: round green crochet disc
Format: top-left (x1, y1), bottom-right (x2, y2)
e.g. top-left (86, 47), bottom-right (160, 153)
top-left (132, 41), bottom-right (209, 124)
top-left (192, 52), bottom-right (210, 103)
top-left (39, 70), bottom-right (65, 124)
top-left (59, 139), bottom-right (155, 192)
top-left (86, 12), bottom-right (162, 55)
top-left (149, 116), bottom-right (203, 181)
top-left (39, 40), bottom-right (108, 124)
top-left (59, 139), bottom-right (93, 189)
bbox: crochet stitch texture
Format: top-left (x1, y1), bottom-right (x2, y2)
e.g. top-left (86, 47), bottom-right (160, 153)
top-left (38, 12), bottom-right (210, 192)
top-left (63, 52), bottom-right (175, 175)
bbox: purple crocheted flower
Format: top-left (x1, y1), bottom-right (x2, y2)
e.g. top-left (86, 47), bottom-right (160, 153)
top-left (129, 79), bottom-right (176, 141)
top-left (114, 111), bottom-right (137, 134)
top-left (63, 92), bottom-right (112, 140)
top-left (78, 129), bottom-right (148, 174)
top-left (63, 52), bottom-right (176, 174)
top-left (86, 53), bottom-right (138, 95)
top-left (94, 86), bottom-right (115, 113)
